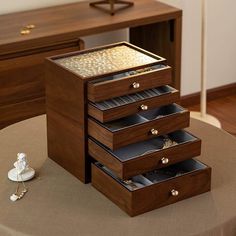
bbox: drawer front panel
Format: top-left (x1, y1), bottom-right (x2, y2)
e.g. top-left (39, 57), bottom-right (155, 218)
top-left (88, 104), bottom-right (189, 150)
top-left (89, 130), bottom-right (201, 179)
top-left (0, 97), bottom-right (45, 129)
top-left (88, 85), bottom-right (180, 123)
top-left (0, 40), bottom-right (83, 107)
top-left (0, 39), bottom-right (84, 127)
top-left (92, 160), bottom-right (211, 216)
top-left (87, 66), bottom-right (172, 102)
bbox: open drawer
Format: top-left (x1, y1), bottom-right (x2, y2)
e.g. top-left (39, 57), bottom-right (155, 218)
top-left (89, 130), bottom-right (201, 179)
top-left (87, 64), bottom-right (172, 102)
top-left (88, 103), bottom-right (190, 150)
top-left (88, 85), bottom-right (180, 123)
top-left (92, 159), bottom-right (211, 216)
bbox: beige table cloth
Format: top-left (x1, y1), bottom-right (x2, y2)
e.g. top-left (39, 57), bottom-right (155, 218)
top-left (0, 115), bottom-right (236, 236)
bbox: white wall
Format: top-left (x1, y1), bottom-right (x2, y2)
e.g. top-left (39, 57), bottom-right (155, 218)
top-left (1, 0), bottom-right (235, 95)
top-left (160, 0), bottom-right (236, 95)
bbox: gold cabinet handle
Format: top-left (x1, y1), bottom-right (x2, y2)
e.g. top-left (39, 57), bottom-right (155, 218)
top-left (171, 189), bottom-right (179, 196)
top-left (20, 29), bottom-right (31, 35)
top-left (161, 157), bottom-right (169, 164)
top-left (20, 24), bottom-right (36, 35)
top-left (140, 104), bottom-right (148, 111)
top-left (132, 82), bottom-right (140, 89)
top-left (150, 128), bottom-right (158, 135)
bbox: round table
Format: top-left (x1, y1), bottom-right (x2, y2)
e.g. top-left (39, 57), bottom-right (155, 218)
top-left (1, 115), bottom-right (236, 236)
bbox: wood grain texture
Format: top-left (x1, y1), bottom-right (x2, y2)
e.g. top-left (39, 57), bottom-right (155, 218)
top-left (88, 87), bottom-right (180, 123)
top-left (131, 165), bottom-right (211, 216)
top-left (89, 136), bottom-right (201, 180)
top-left (87, 66), bottom-right (172, 102)
top-left (92, 164), bottom-right (133, 214)
top-left (0, 40), bottom-right (82, 106)
top-left (0, 0), bottom-right (182, 93)
top-left (92, 163), bottom-right (211, 216)
top-left (47, 108), bottom-right (87, 182)
top-left (0, 0), bottom-right (181, 55)
top-left (0, 97), bottom-right (45, 129)
top-left (45, 58), bottom-right (89, 183)
top-left (88, 110), bottom-right (190, 150)
top-left (0, 39), bottom-right (84, 128)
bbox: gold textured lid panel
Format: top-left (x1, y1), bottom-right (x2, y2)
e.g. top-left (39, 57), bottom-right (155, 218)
top-left (55, 45), bottom-right (160, 78)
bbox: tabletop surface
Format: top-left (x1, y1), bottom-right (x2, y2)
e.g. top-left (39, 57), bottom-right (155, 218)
top-left (0, 115), bottom-right (236, 236)
top-left (0, 0), bottom-right (181, 55)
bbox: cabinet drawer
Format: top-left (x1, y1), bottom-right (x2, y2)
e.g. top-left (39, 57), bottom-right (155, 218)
top-left (87, 64), bottom-right (172, 102)
top-left (0, 39), bottom-right (84, 107)
top-left (92, 159), bottom-right (211, 216)
top-left (88, 104), bottom-right (189, 150)
top-left (0, 39), bottom-right (84, 127)
top-left (89, 130), bottom-right (201, 179)
top-left (88, 85), bottom-right (180, 123)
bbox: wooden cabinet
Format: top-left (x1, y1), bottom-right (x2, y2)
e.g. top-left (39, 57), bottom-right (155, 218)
top-left (45, 42), bottom-right (211, 216)
top-left (0, 38), bottom-right (84, 128)
top-left (0, 0), bottom-right (182, 128)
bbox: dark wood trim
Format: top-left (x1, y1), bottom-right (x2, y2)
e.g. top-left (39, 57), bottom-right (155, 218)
top-left (180, 82), bottom-right (236, 107)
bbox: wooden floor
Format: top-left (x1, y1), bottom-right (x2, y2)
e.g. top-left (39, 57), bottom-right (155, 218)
top-left (186, 93), bottom-right (236, 136)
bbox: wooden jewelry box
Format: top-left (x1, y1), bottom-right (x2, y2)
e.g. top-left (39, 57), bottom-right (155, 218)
top-left (45, 42), bottom-right (211, 216)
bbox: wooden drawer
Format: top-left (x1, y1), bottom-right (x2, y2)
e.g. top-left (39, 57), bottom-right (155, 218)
top-left (87, 64), bottom-right (172, 102)
top-left (0, 39), bottom-right (84, 107)
top-left (88, 104), bottom-right (189, 150)
top-left (92, 159), bottom-right (211, 216)
top-left (0, 39), bottom-right (84, 128)
top-left (89, 130), bottom-right (201, 179)
top-left (88, 85), bottom-right (180, 123)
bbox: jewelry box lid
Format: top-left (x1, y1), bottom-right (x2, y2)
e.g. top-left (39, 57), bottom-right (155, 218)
top-left (53, 42), bottom-right (166, 79)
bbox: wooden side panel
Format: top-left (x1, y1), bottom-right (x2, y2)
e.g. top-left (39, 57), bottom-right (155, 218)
top-left (47, 108), bottom-right (86, 182)
top-left (45, 59), bottom-right (88, 183)
top-left (89, 139), bottom-right (123, 177)
top-left (88, 119), bottom-right (113, 149)
top-left (0, 97), bottom-right (45, 129)
top-left (91, 164), bottom-right (133, 215)
top-left (46, 59), bottom-right (85, 123)
top-left (88, 89), bottom-right (180, 123)
top-left (0, 39), bottom-right (84, 128)
top-left (87, 67), bottom-right (172, 102)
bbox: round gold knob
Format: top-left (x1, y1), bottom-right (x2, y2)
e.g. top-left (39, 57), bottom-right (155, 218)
top-left (140, 104), bottom-right (148, 111)
top-left (132, 82), bottom-right (140, 89)
top-left (26, 24), bottom-right (36, 29)
top-left (20, 29), bottom-right (30, 35)
top-left (150, 128), bottom-right (158, 135)
top-left (171, 189), bottom-right (179, 196)
top-left (161, 157), bottom-right (169, 164)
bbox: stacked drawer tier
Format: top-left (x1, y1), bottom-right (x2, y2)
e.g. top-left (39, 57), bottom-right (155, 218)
top-left (92, 159), bottom-right (211, 217)
top-left (89, 130), bottom-right (201, 179)
top-left (88, 85), bottom-right (180, 122)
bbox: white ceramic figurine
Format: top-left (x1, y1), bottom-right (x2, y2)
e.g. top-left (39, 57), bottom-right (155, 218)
top-left (8, 153), bottom-right (35, 182)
